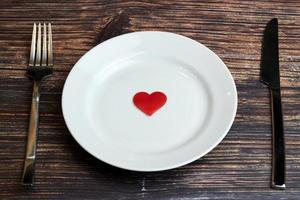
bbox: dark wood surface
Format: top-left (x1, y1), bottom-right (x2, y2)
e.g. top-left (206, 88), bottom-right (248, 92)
top-left (0, 0), bottom-right (299, 199)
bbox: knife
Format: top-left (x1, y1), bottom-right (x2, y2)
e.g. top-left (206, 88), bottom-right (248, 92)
top-left (260, 18), bottom-right (285, 189)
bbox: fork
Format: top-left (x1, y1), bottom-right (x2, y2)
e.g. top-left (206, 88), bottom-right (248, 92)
top-left (22, 23), bottom-right (53, 185)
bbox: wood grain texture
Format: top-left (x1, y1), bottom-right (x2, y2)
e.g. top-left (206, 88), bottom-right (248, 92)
top-left (0, 0), bottom-right (300, 199)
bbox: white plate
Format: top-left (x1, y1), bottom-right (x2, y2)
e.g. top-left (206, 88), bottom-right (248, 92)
top-left (62, 31), bottom-right (237, 171)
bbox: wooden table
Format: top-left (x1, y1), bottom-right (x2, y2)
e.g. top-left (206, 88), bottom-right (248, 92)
top-left (0, 0), bottom-right (299, 199)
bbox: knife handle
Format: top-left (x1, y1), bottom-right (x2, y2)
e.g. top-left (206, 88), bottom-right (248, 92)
top-left (270, 89), bottom-right (285, 189)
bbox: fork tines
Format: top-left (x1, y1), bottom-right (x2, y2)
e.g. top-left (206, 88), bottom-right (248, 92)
top-left (29, 23), bottom-right (53, 67)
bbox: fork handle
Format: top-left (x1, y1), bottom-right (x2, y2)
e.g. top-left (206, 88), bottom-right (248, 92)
top-left (22, 80), bottom-right (41, 185)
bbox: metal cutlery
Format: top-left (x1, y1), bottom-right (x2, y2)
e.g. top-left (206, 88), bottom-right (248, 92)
top-left (22, 23), bottom-right (53, 186)
top-left (260, 18), bottom-right (285, 189)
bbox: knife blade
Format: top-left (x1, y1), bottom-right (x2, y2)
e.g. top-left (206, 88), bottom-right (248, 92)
top-left (260, 18), bottom-right (285, 189)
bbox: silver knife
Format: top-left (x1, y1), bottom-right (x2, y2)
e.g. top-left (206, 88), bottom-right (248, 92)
top-left (260, 18), bottom-right (285, 189)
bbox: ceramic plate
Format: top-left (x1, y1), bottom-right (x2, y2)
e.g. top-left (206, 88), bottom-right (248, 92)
top-left (62, 31), bottom-right (237, 171)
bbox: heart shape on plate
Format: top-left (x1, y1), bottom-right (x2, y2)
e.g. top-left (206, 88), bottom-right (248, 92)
top-left (133, 91), bottom-right (167, 116)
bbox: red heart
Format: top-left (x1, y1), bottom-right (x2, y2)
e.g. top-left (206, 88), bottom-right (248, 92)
top-left (133, 91), bottom-right (167, 116)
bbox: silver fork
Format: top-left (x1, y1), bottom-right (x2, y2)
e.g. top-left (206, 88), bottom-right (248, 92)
top-left (22, 23), bottom-right (53, 185)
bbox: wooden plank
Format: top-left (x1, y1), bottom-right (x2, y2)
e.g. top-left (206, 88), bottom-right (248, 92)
top-left (0, 0), bottom-right (299, 199)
